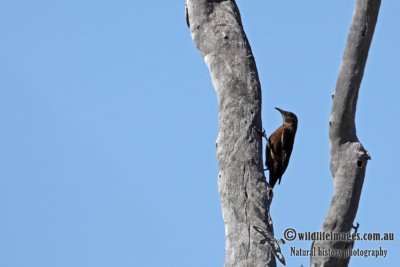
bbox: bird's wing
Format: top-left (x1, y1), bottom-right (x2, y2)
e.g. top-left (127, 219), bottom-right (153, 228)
top-left (280, 127), bottom-right (294, 175)
top-left (266, 129), bottom-right (281, 171)
top-left (266, 128), bottom-right (284, 187)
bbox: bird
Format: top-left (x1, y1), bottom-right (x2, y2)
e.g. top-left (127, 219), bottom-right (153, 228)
top-left (265, 107), bottom-right (297, 188)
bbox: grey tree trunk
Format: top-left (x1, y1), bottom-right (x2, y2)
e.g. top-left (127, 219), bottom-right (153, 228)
top-left (311, 0), bottom-right (380, 266)
top-left (186, 1), bottom-right (276, 266)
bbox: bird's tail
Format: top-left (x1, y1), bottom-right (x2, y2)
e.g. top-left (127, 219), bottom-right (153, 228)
top-left (269, 172), bottom-right (277, 188)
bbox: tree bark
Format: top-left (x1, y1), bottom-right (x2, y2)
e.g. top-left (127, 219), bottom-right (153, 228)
top-left (186, 1), bottom-right (276, 266)
top-left (311, 0), bottom-right (380, 266)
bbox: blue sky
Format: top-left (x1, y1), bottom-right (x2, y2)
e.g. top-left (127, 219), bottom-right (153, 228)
top-left (0, 1), bottom-right (398, 266)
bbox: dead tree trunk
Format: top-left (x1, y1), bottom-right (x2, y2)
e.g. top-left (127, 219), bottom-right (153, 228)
top-left (311, 0), bottom-right (380, 266)
top-left (186, 1), bottom-right (275, 266)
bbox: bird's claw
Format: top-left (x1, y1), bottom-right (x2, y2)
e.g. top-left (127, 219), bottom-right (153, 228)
top-left (253, 126), bottom-right (267, 140)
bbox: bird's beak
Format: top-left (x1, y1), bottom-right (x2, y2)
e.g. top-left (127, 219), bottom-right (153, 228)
top-left (275, 107), bottom-right (286, 114)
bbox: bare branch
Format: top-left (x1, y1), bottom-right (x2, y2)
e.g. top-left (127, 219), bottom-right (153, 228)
top-left (311, 0), bottom-right (380, 266)
top-left (186, 0), bottom-right (275, 266)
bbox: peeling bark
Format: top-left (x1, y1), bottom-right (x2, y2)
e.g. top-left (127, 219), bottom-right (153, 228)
top-left (186, 1), bottom-right (275, 266)
top-left (311, 0), bottom-right (380, 266)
